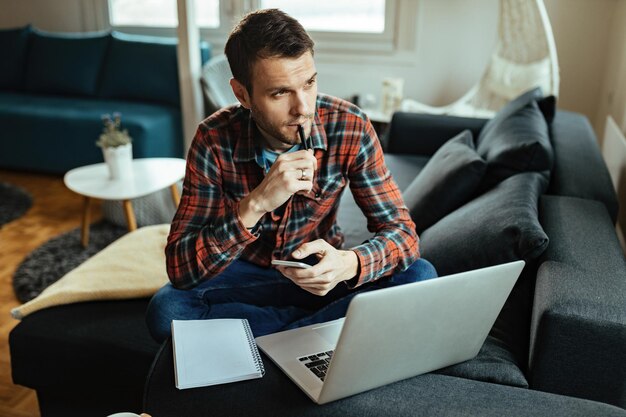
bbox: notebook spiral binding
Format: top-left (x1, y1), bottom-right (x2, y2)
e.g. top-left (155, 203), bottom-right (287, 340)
top-left (242, 319), bottom-right (265, 376)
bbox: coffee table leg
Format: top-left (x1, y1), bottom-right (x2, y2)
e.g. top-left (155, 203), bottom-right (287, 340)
top-left (170, 184), bottom-right (181, 207)
top-left (81, 197), bottom-right (91, 248)
top-left (123, 200), bottom-right (137, 231)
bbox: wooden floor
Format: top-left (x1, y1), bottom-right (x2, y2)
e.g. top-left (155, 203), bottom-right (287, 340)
top-left (0, 169), bottom-right (102, 417)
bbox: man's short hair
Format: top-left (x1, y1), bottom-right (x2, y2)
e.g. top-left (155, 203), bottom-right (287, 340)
top-left (225, 8), bottom-right (315, 93)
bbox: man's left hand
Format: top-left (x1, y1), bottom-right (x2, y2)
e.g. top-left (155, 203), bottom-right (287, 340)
top-left (275, 240), bottom-right (359, 296)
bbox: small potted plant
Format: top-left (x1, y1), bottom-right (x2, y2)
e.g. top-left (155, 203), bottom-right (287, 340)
top-left (96, 113), bottom-right (133, 180)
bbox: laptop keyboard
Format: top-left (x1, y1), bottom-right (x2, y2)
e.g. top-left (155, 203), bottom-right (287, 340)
top-left (298, 350), bottom-right (334, 381)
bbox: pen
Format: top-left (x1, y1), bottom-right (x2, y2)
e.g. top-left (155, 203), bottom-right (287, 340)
top-left (298, 124), bottom-right (309, 151)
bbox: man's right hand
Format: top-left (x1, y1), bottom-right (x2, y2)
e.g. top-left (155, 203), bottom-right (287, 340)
top-left (239, 149), bottom-right (317, 228)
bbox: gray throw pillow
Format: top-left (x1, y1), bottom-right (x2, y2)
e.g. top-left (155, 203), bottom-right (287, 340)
top-left (477, 89), bottom-right (553, 189)
top-left (434, 335), bottom-right (528, 388)
top-left (419, 172), bottom-right (549, 277)
top-left (403, 130), bottom-right (486, 234)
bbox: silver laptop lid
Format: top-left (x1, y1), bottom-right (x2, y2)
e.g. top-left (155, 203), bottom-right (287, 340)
top-left (317, 260), bottom-right (525, 404)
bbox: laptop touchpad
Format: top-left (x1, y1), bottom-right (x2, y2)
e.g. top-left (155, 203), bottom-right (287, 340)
top-left (312, 320), bottom-right (343, 346)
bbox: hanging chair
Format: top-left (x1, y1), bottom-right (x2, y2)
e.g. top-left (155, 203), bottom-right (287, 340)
top-left (401, 0), bottom-right (559, 118)
top-left (201, 54), bottom-right (239, 114)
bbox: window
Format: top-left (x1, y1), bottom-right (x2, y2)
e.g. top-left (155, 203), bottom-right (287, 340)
top-left (107, 0), bottom-right (397, 53)
top-left (108, 0), bottom-right (220, 28)
top-left (258, 0), bottom-right (386, 34)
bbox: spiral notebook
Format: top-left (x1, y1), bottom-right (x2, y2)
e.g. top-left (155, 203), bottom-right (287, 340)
top-left (171, 319), bottom-right (265, 389)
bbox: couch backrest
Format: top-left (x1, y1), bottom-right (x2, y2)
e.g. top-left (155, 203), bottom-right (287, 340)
top-left (98, 32), bottom-right (181, 107)
top-left (0, 26), bottom-right (211, 108)
top-left (23, 29), bottom-right (111, 97)
top-left (0, 24), bottom-right (32, 91)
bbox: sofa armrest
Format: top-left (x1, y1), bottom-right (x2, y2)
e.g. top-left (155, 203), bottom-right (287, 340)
top-left (548, 111), bottom-right (619, 222)
top-left (530, 195), bottom-right (626, 408)
top-left (386, 112), bottom-right (487, 156)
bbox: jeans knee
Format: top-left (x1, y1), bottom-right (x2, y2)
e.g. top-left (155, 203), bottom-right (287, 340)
top-left (145, 284), bottom-right (204, 343)
top-left (145, 289), bottom-right (172, 343)
top-left (392, 258), bottom-right (438, 285)
top-left (412, 258), bottom-right (438, 279)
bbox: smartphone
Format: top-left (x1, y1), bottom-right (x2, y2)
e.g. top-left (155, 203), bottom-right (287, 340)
top-left (271, 260), bottom-right (313, 269)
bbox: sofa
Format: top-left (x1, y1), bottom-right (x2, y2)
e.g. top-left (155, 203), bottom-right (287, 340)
top-left (9, 89), bottom-right (626, 416)
top-left (0, 25), bottom-right (210, 174)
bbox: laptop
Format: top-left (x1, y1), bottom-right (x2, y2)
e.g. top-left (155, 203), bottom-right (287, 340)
top-left (255, 260), bottom-right (525, 404)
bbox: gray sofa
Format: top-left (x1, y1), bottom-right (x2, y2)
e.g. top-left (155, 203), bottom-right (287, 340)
top-left (10, 91), bottom-right (626, 416)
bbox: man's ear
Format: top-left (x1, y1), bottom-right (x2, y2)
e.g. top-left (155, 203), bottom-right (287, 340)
top-left (230, 78), bottom-right (251, 109)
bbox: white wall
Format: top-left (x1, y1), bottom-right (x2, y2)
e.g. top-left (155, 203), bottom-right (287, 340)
top-left (1, 0), bottom-right (624, 140)
top-left (596, 0), bottom-right (626, 145)
top-left (0, 0), bottom-right (106, 32)
top-left (543, 0), bottom-right (617, 134)
top-left (315, 0), bottom-right (498, 108)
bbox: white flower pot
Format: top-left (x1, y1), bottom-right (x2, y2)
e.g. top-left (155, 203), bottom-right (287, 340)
top-left (102, 143), bottom-right (133, 180)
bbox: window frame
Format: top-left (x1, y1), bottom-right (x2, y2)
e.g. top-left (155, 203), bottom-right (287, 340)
top-left (104, 0), bottom-right (398, 54)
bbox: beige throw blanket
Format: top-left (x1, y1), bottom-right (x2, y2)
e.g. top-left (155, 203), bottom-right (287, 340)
top-left (12, 224), bottom-right (171, 319)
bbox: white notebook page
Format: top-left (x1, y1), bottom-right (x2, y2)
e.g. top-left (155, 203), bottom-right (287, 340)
top-left (172, 318), bottom-right (263, 389)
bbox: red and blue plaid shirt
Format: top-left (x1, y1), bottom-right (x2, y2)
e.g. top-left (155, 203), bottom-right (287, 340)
top-left (166, 94), bottom-right (419, 289)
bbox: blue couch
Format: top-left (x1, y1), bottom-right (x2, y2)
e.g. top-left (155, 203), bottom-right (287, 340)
top-left (0, 25), bottom-right (210, 173)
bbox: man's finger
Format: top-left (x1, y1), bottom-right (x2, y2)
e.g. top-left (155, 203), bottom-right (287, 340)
top-left (294, 271), bottom-right (335, 286)
top-left (276, 149), bottom-right (317, 165)
top-left (292, 239), bottom-right (329, 260)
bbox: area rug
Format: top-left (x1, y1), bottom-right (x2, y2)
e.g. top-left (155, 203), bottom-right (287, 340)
top-left (13, 221), bottom-right (127, 303)
top-left (0, 182), bottom-right (33, 227)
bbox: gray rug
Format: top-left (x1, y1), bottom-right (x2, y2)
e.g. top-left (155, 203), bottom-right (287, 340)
top-left (13, 221), bottom-right (127, 303)
top-left (0, 182), bottom-right (33, 227)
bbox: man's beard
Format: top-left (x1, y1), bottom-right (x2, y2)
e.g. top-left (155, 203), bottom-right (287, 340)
top-left (251, 105), bottom-right (314, 148)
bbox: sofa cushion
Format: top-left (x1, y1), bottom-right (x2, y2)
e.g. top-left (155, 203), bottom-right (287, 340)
top-left (0, 25), bottom-right (31, 90)
top-left (477, 88), bottom-right (553, 188)
top-left (0, 92), bottom-right (183, 173)
top-left (386, 112), bottom-right (488, 156)
top-left (548, 111), bottom-right (619, 222)
top-left (337, 154), bottom-right (428, 249)
top-left (145, 338), bottom-right (626, 417)
top-left (24, 30), bottom-right (110, 96)
top-left (403, 130), bottom-right (486, 233)
top-left (9, 299), bottom-right (160, 389)
top-left (419, 172), bottom-right (549, 277)
top-left (435, 335), bottom-right (528, 388)
top-left (99, 32), bottom-right (181, 107)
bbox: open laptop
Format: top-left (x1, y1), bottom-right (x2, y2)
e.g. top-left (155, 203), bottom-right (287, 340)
top-left (255, 260), bottom-right (525, 404)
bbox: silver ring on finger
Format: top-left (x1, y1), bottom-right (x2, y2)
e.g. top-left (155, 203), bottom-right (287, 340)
top-left (300, 168), bottom-right (307, 181)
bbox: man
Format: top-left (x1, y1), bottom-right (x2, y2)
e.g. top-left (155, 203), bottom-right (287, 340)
top-left (146, 8), bottom-right (437, 342)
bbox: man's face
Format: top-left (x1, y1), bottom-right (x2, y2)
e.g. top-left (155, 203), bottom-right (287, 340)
top-left (235, 51), bottom-right (318, 151)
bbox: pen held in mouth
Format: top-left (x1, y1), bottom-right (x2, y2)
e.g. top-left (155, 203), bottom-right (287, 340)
top-left (298, 124), bottom-right (308, 150)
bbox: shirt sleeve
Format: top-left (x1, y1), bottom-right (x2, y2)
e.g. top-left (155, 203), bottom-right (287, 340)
top-left (165, 127), bottom-right (258, 289)
top-left (347, 118), bottom-right (420, 287)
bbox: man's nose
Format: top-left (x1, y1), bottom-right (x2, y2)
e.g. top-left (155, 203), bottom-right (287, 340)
top-left (291, 90), bottom-right (310, 116)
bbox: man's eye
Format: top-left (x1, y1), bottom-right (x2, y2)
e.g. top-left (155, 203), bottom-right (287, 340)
top-left (273, 90), bottom-right (287, 97)
top-left (306, 79), bottom-right (316, 87)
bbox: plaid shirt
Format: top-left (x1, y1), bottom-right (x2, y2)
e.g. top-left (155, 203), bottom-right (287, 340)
top-left (166, 94), bottom-right (419, 289)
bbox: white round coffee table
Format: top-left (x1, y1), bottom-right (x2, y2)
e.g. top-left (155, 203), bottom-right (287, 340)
top-left (64, 157), bottom-right (186, 247)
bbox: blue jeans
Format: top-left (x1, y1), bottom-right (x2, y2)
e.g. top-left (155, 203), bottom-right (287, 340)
top-left (146, 258), bottom-right (437, 342)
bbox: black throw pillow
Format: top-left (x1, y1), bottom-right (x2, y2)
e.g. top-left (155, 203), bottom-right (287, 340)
top-left (479, 87), bottom-right (546, 140)
top-left (403, 130), bottom-right (486, 234)
top-left (419, 172), bottom-right (549, 277)
top-left (477, 98), bottom-right (553, 189)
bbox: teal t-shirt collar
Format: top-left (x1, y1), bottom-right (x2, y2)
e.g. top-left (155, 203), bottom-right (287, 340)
top-left (259, 144), bottom-right (302, 173)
